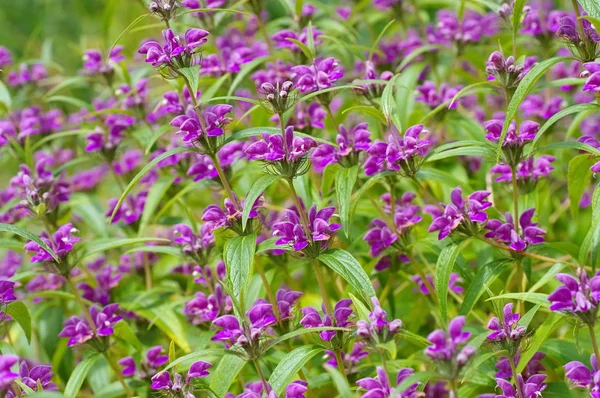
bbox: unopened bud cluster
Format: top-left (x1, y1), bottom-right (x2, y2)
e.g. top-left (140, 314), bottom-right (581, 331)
top-left (259, 81), bottom-right (296, 114)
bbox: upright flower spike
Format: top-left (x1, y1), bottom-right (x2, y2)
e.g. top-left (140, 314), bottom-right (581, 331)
top-left (356, 367), bottom-right (421, 398)
top-left (492, 374), bottom-right (547, 398)
top-left (299, 299), bottom-right (353, 342)
top-left (272, 205), bottom-right (341, 257)
top-left (150, 360), bottom-right (212, 395)
top-left (364, 125), bottom-right (431, 177)
top-left (485, 208), bottom-right (546, 251)
top-left (24, 223), bottom-right (81, 275)
top-left (290, 57), bottom-right (344, 94)
top-left (548, 268), bottom-right (600, 324)
top-left (58, 304), bottom-right (123, 349)
top-left (82, 46), bottom-right (125, 78)
top-left (258, 80), bottom-right (296, 114)
top-left (484, 119), bottom-right (540, 166)
top-left (425, 316), bottom-right (476, 379)
top-left (138, 28), bottom-right (209, 77)
top-left (4, 360), bottom-right (57, 397)
top-left (171, 223), bottom-right (215, 264)
top-left (564, 354), bottom-right (600, 397)
top-left (485, 51), bottom-right (536, 95)
top-left (427, 186), bottom-right (492, 240)
top-left (356, 297), bottom-right (403, 344)
top-left (202, 196), bottom-right (262, 235)
top-left (184, 284), bottom-right (232, 325)
top-left (556, 16), bottom-right (600, 62)
top-left (487, 303), bottom-right (526, 343)
top-left (311, 122), bottom-right (372, 171)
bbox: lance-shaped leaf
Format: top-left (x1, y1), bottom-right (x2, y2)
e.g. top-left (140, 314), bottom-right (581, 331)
top-left (269, 345), bottom-right (323, 395)
top-left (0, 223), bottom-right (59, 262)
top-left (317, 249), bottom-right (376, 305)
top-left (242, 175), bottom-right (281, 230)
top-left (223, 233), bottom-right (257, 312)
top-left (335, 165), bottom-right (359, 237)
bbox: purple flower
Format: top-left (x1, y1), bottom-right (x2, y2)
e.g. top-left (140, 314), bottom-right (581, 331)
top-left (272, 27), bottom-right (322, 52)
top-left (120, 346), bottom-right (169, 378)
top-left (4, 360), bottom-right (57, 397)
top-left (490, 156), bottom-right (555, 184)
top-left (324, 342), bottom-right (369, 374)
top-left (427, 186), bottom-right (491, 240)
top-left (356, 297), bottom-right (403, 342)
top-left (484, 119), bottom-right (539, 147)
top-left (416, 81), bottom-right (461, 109)
top-left (494, 374), bottom-right (547, 398)
top-left (495, 352), bottom-right (546, 379)
top-left (520, 95), bottom-right (564, 119)
top-left (184, 285), bottom-right (232, 325)
top-left (78, 266), bottom-right (122, 305)
top-left (583, 62), bottom-right (600, 92)
top-left (425, 316), bottom-right (475, 375)
top-left (278, 102), bottom-right (326, 132)
top-left (24, 223), bottom-right (81, 264)
top-left (245, 126), bottom-right (317, 163)
top-left (272, 205), bottom-right (341, 254)
top-left (0, 251), bottom-right (21, 280)
top-left (7, 64), bottom-right (47, 87)
top-left (10, 159), bottom-right (70, 214)
top-left (578, 136), bottom-right (600, 172)
top-left (299, 299), bottom-right (353, 341)
top-left (564, 354), bottom-right (599, 396)
top-left (202, 197), bottom-right (261, 233)
top-left (356, 367), bottom-right (420, 398)
top-left (170, 104), bottom-right (233, 144)
top-left (82, 46), bottom-right (125, 75)
top-left (0, 355), bottom-right (19, 391)
top-left (411, 273), bottom-right (464, 295)
top-left (353, 60), bottom-right (393, 99)
top-left (364, 125), bottom-right (431, 177)
top-left (429, 10), bottom-right (498, 46)
top-left (485, 52), bottom-right (536, 91)
top-left (106, 191), bottom-right (147, 225)
top-left (291, 58), bottom-right (344, 93)
top-left (172, 223), bottom-right (214, 261)
top-left (548, 268), bottom-right (600, 315)
top-left (485, 209), bottom-right (546, 251)
top-left (487, 303), bottom-right (526, 342)
top-left (0, 46), bottom-right (12, 68)
top-left (311, 123), bottom-right (372, 171)
top-left (150, 360), bottom-right (211, 393)
top-left (138, 28), bottom-right (209, 67)
top-left (274, 287), bottom-right (302, 321)
top-left (0, 280), bottom-right (16, 307)
top-left (58, 304), bottom-right (123, 347)
top-left (285, 380), bottom-right (308, 398)
top-left (211, 301), bottom-right (277, 347)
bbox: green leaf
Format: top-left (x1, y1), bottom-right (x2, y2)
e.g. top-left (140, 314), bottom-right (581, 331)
top-left (369, 19), bottom-right (396, 62)
top-left (0, 80), bottom-right (12, 113)
top-left (5, 301), bottom-right (32, 344)
top-left (160, 349), bottom-right (224, 373)
top-left (529, 262), bottom-right (566, 293)
top-left (381, 73), bottom-right (400, 120)
top-left (529, 103), bottom-right (599, 153)
top-left (210, 354), bottom-right (247, 398)
top-left (461, 351), bottom-right (505, 383)
top-left (400, 330), bottom-right (431, 347)
top-left (22, 392), bottom-right (65, 398)
top-left (335, 165), bottom-right (359, 237)
top-left (200, 73), bottom-right (231, 102)
top-left (533, 140), bottom-right (600, 156)
top-left (447, 80), bottom-right (501, 108)
top-left (306, 21), bottom-right (316, 59)
top-left (487, 292), bottom-right (550, 307)
top-left (579, 1), bottom-right (600, 20)
top-left (496, 56), bottom-right (571, 160)
top-left (179, 65), bottom-right (201, 99)
top-left (349, 292), bottom-right (371, 321)
top-left (227, 56), bottom-right (271, 96)
top-left (124, 245), bottom-right (181, 256)
top-left (83, 237), bottom-right (170, 258)
top-left (223, 234), bottom-right (257, 312)
top-left (144, 125), bottom-right (172, 155)
top-left (325, 366), bottom-right (353, 398)
top-left (297, 84), bottom-right (360, 105)
top-left (107, 13), bottom-right (151, 58)
top-left (426, 144), bottom-right (495, 162)
top-left (317, 249), bottom-right (376, 305)
top-left (396, 44), bottom-right (445, 71)
top-left (512, 0), bottom-right (527, 41)
top-left (580, 184), bottom-right (600, 270)
top-left (226, 126), bottom-right (334, 147)
top-left (138, 177), bottom-right (173, 235)
top-left (0, 223), bottom-right (59, 262)
top-left (516, 314), bottom-right (564, 373)
top-left (342, 105), bottom-right (387, 124)
top-left (64, 353), bottom-right (102, 398)
top-left (45, 95), bottom-right (93, 111)
top-left (242, 175), bottom-right (281, 230)
top-left (459, 259), bottom-right (510, 316)
top-left (394, 371), bottom-right (438, 393)
top-left (568, 154), bottom-right (595, 220)
top-left (269, 345), bottom-right (323, 395)
top-left (518, 304), bottom-right (541, 328)
top-left (131, 306), bottom-right (191, 351)
top-left (112, 321), bottom-right (143, 352)
top-left (108, 147), bottom-right (193, 223)
top-left (436, 243), bottom-right (464, 324)
top-left (266, 327), bottom-right (350, 349)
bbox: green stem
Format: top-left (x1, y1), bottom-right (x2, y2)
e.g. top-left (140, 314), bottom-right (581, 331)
top-left (448, 379), bottom-right (459, 398)
top-left (334, 350), bottom-right (349, 384)
top-left (256, 13), bottom-right (274, 55)
top-left (143, 253), bottom-right (152, 291)
top-left (253, 359), bottom-right (270, 394)
top-left (589, 323), bottom-right (600, 360)
top-left (511, 166), bottom-right (520, 235)
top-left (104, 351), bottom-right (133, 397)
top-left (255, 257), bottom-right (280, 320)
top-left (312, 260), bottom-right (333, 316)
top-left (509, 356), bottom-right (524, 398)
top-left (380, 350), bottom-right (389, 375)
top-left (324, 103), bottom-right (339, 132)
top-left (570, 0), bottom-right (586, 40)
top-left (66, 277), bottom-right (97, 335)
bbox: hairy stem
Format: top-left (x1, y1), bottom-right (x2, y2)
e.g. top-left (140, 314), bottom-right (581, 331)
top-left (509, 356), bottom-right (524, 398)
top-left (312, 260), bottom-right (334, 316)
top-left (253, 359), bottom-right (271, 394)
top-left (511, 166), bottom-right (519, 234)
top-left (66, 277), bottom-right (97, 334)
top-left (334, 350), bottom-right (349, 384)
top-left (255, 257), bottom-right (280, 320)
top-left (589, 323), bottom-right (600, 361)
top-left (104, 351), bottom-right (133, 397)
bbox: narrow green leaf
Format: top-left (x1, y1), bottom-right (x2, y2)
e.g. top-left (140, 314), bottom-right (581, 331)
top-left (512, 0), bottom-right (527, 41)
top-left (568, 154), bottom-right (595, 219)
top-left (0, 223), bottom-right (59, 262)
top-left (223, 234), bottom-right (257, 312)
top-left (5, 301), bottom-right (32, 344)
top-left (83, 237), bottom-right (170, 258)
top-left (45, 95), bottom-right (93, 111)
top-left (112, 321), bottom-right (143, 353)
top-left (200, 73), bottom-right (230, 103)
top-left (64, 353), bottom-right (102, 398)
top-left (394, 371), bottom-right (438, 393)
top-left (529, 103), bottom-right (599, 153)
top-left (160, 349), bottom-right (224, 373)
top-left (533, 140), bottom-right (600, 156)
top-left (266, 327), bottom-right (350, 349)
top-left (306, 21), bottom-right (315, 59)
top-left (325, 366), bottom-right (353, 398)
top-left (349, 292), bottom-right (371, 321)
top-left (0, 80), bottom-right (12, 112)
top-left (447, 80), bottom-right (501, 108)
top-left (269, 345), bottom-right (323, 395)
top-left (381, 73), bottom-right (400, 120)
top-left (579, 2), bottom-right (600, 20)
top-left (396, 44), bottom-right (445, 72)
top-left (529, 262), bottom-right (566, 293)
top-left (436, 243), bottom-right (464, 324)
top-left (497, 56), bottom-right (571, 160)
top-left (369, 19), bottom-right (395, 62)
top-left (297, 84), bottom-right (360, 105)
top-left (317, 249), bottom-right (376, 305)
top-left (461, 351), bottom-right (505, 383)
top-left (179, 65), bottom-right (201, 99)
top-left (335, 165), bottom-right (359, 237)
top-left (138, 177), bottom-right (173, 235)
top-left (242, 175), bottom-right (281, 229)
top-left (486, 292), bottom-right (550, 307)
top-left (518, 304), bottom-right (541, 328)
top-left (579, 184), bottom-right (600, 270)
top-left (516, 314), bottom-right (563, 373)
top-left (426, 145), bottom-right (495, 162)
top-left (210, 354), bottom-right (247, 398)
top-left (108, 147), bottom-right (193, 223)
top-left (227, 56), bottom-right (271, 96)
top-left (459, 259), bottom-right (510, 316)
top-left (144, 125), bottom-right (172, 155)
top-left (107, 13), bottom-right (151, 58)
top-left (342, 105), bottom-right (387, 123)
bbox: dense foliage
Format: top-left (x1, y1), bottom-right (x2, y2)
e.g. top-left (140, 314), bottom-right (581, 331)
top-left (1, 0), bottom-right (600, 397)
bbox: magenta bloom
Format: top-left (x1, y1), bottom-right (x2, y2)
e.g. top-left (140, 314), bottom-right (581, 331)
top-left (24, 223), bottom-right (81, 264)
top-left (184, 285), bottom-right (232, 325)
top-left (272, 27), bottom-right (322, 52)
top-left (484, 119), bottom-right (539, 147)
top-left (487, 303), bottom-right (526, 342)
top-left (211, 302), bottom-right (277, 347)
top-left (0, 46), bottom-right (12, 68)
top-left (583, 62), bottom-right (600, 92)
top-left (416, 81), bottom-right (461, 109)
top-left (82, 46), bottom-right (125, 75)
top-left (493, 374), bottom-right (547, 398)
top-left (119, 346), bottom-right (169, 378)
top-left (548, 269), bottom-right (600, 314)
top-left (356, 297), bottom-right (403, 342)
top-left (106, 191), bottom-right (147, 225)
top-left (427, 186), bottom-right (491, 240)
top-left (425, 316), bottom-right (475, 372)
top-left (311, 123), bottom-right (371, 171)
top-left (3, 360), bottom-right (57, 397)
top-left (10, 159), bottom-right (70, 214)
top-left (485, 208), bottom-right (546, 251)
top-left (299, 299), bottom-right (353, 341)
top-left (356, 367), bottom-right (420, 398)
top-left (78, 266), bottom-right (121, 306)
top-left (138, 28), bottom-right (209, 67)
top-left (245, 126), bottom-right (317, 163)
top-left (150, 361), bottom-right (211, 393)
top-left (170, 104), bottom-right (233, 144)
top-left (564, 354), bottom-right (599, 396)
top-left (272, 205), bottom-right (341, 253)
top-left (202, 197), bottom-right (261, 233)
top-left (0, 355), bottom-right (19, 390)
top-left (58, 304), bottom-right (123, 347)
top-left (291, 58), bottom-right (344, 93)
top-left (172, 223), bottom-right (214, 258)
top-left (496, 352), bottom-right (546, 379)
top-left (490, 156), bottom-right (555, 183)
top-left (411, 273), bottom-right (463, 295)
top-left (0, 281), bottom-right (16, 306)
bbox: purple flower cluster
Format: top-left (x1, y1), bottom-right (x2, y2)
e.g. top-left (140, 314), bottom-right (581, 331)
top-left (139, 28), bottom-right (209, 68)
top-left (485, 209), bottom-right (546, 251)
top-left (356, 297), bottom-right (403, 343)
top-left (425, 316), bottom-right (475, 377)
top-left (311, 123), bottom-right (371, 170)
top-left (548, 269), bottom-right (600, 319)
top-left (357, 367), bottom-right (420, 398)
top-left (58, 304), bottom-right (123, 347)
top-left (300, 299), bottom-right (353, 341)
top-left (119, 346), bottom-right (169, 378)
top-left (212, 302), bottom-right (277, 348)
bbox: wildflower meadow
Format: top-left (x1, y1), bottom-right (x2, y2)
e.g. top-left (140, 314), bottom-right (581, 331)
top-left (1, 0), bottom-right (600, 397)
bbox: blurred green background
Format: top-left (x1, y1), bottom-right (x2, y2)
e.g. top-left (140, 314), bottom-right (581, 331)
top-left (0, 0), bottom-right (148, 73)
